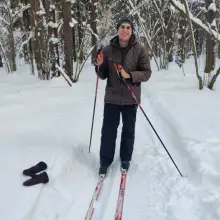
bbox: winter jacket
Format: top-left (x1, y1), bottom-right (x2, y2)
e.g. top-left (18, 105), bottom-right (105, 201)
top-left (96, 34), bottom-right (152, 105)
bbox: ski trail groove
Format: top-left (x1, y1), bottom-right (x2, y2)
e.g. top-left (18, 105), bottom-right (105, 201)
top-left (141, 86), bottom-right (193, 176)
top-left (139, 86), bottom-right (220, 219)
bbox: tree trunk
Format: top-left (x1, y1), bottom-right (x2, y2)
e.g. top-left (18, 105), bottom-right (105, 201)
top-left (88, 0), bottom-right (98, 62)
top-left (182, 0), bottom-right (203, 89)
top-left (30, 0), bottom-right (50, 79)
top-left (204, 0), bottom-right (216, 73)
top-left (30, 0), bottom-right (42, 78)
top-left (63, 0), bottom-right (73, 77)
top-left (72, 27), bottom-right (77, 62)
top-left (0, 54), bottom-right (3, 67)
top-left (22, 0), bottom-right (35, 74)
top-left (10, 31), bottom-right (17, 72)
top-left (176, 14), bottom-right (186, 67)
top-left (76, 0), bottom-right (84, 62)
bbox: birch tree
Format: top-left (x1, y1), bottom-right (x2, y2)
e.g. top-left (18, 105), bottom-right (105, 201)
top-left (0, 0), bottom-right (18, 72)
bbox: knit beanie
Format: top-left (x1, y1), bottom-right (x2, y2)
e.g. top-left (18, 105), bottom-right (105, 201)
top-left (116, 17), bottom-right (134, 33)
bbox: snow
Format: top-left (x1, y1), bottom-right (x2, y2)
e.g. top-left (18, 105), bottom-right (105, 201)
top-left (72, 18), bottom-right (78, 25)
top-left (65, 0), bottom-right (76, 3)
top-left (69, 22), bottom-right (74, 28)
top-left (48, 21), bottom-right (58, 29)
top-left (49, 36), bottom-right (59, 44)
top-left (50, 4), bottom-right (56, 10)
top-left (1, 56), bottom-right (220, 219)
top-left (68, 19), bottom-right (77, 28)
top-left (208, 3), bottom-right (217, 12)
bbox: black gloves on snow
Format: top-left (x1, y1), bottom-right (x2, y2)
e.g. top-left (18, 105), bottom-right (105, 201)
top-left (22, 161), bottom-right (49, 186)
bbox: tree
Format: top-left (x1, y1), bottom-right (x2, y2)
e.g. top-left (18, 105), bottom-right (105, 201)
top-left (63, 0), bottom-right (73, 78)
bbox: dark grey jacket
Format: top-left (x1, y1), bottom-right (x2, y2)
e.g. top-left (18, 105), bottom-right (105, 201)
top-left (96, 34), bottom-right (152, 105)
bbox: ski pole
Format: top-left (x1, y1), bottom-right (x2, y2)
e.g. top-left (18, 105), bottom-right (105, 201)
top-left (113, 63), bottom-right (183, 177)
top-left (89, 65), bottom-right (100, 153)
top-left (89, 48), bottom-right (103, 153)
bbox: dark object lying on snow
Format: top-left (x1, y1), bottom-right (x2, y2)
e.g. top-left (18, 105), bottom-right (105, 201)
top-left (23, 161), bottom-right (47, 177)
top-left (22, 161), bottom-right (49, 186)
top-left (23, 171), bottom-right (49, 186)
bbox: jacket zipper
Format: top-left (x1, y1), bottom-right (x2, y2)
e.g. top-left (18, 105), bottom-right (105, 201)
top-left (121, 51), bottom-right (125, 105)
top-left (120, 46), bottom-right (132, 105)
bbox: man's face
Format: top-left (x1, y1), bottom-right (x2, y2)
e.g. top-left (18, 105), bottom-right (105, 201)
top-left (118, 23), bottom-right (132, 41)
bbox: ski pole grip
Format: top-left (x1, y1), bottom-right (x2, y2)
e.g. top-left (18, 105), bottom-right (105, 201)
top-left (113, 63), bottom-right (123, 81)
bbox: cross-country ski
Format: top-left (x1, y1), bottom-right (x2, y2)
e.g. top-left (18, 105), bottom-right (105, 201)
top-left (115, 171), bottom-right (127, 220)
top-left (85, 176), bottom-right (105, 220)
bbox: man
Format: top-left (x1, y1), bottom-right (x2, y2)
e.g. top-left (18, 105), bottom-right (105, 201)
top-left (95, 17), bottom-right (152, 176)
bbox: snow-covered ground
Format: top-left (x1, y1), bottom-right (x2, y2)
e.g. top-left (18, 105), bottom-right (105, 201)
top-left (1, 57), bottom-right (220, 220)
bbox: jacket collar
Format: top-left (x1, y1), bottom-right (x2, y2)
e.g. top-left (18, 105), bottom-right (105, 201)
top-left (110, 34), bottom-right (137, 50)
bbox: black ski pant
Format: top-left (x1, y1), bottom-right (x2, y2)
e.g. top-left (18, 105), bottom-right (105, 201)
top-left (100, 103), bottom-right (138, 166)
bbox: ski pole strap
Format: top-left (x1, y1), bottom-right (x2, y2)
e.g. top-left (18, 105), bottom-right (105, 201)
top-left (113, 63), bottom-right (124, 82)
top-left (113, 62), bottom-right (140, 104)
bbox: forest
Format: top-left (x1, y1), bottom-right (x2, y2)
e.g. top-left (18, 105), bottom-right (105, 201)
top-left (0, 0), bottom-right (219, 89)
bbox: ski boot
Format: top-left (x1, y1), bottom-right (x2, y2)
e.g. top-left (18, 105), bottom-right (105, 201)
top-left (99, 164), bottom-right (109, 178)
top-left (121, 161), bottom-right (130, 173)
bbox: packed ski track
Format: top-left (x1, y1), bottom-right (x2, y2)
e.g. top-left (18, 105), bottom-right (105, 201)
top-left (1, 62), bottom-right (220, 220)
